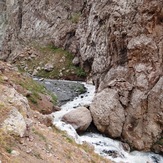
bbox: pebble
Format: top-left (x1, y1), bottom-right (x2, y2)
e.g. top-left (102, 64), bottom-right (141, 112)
top-left (39, 78), bottom-right (44, 81)
top-left (26, 148), bottom-right (32, 153)
top-left (29, 136), bottom-right (34, 142)
top-left (11, 150), bottom-right (20, 156)
top-left (2, 76), bottom-right (9, 81)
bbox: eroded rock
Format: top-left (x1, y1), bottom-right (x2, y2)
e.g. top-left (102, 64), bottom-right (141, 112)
top-left (2, 108), bottom-right (26, 137)
top-left (78, 0), bottom-right (163, 151)
top-left (44, 63), bottom-right (54, 72)
top-left (90, 88), bottom-right (125, 138)
top-left (0, 84), bottom-right (30, 117)
top-left (62, 107), bottom-right (92, 132)
top-left (0, 85), bottom-right (30, 137)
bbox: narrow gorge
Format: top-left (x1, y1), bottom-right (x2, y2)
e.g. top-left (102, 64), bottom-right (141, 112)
top-left (0, 0), bottom-right (163, 162)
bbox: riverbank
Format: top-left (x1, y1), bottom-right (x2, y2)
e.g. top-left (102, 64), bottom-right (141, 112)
top-left (34, 78), bottom-right (86, 106)
top-left (0, 61), bottom-right (110, 163)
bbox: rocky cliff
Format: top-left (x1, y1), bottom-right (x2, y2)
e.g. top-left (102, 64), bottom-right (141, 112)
top-left (81, 0), bottom-right (163, 152)
top-left (0, 0), bottom-right (6, 50)
top-left (0, 0), bottom-right (163, 152)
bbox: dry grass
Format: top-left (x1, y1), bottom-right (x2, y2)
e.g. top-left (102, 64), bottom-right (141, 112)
top-left (0, 102), bottom-right (11, 124)
top-left (0, 129), bottom-right (14, 162)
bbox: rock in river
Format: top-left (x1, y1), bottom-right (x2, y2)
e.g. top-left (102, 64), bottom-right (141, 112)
top-left (62, 107), bottom-right (92, 132)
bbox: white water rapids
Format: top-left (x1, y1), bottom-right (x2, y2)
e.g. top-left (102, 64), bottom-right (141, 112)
top-left (50, 81), bottom-right (163, 163)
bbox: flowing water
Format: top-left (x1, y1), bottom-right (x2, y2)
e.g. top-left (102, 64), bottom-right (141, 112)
top-left (42, 80), bottom-right (163, 163)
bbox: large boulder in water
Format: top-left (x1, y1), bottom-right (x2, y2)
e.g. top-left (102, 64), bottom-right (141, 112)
top-left (62, 107), bottom-right (92, 132)
top-left (90, 88), bottom-right (125, 138)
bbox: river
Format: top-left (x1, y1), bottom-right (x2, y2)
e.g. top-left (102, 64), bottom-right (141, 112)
top-left (35, 78), bottom-right (163, 163)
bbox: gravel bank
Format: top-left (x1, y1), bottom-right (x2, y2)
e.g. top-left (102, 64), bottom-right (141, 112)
top-left (34, 78), bottom-right (86, 106)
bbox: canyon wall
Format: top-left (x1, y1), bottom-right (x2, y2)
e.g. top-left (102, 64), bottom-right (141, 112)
top-left (0, 0), bottom-right (85, 60)
top-left (0, 0), bottom-right (163, 152)
top-left (78, 0), bottom-right (163, 152)
top-left (0, 0), bottom-right (6, 50)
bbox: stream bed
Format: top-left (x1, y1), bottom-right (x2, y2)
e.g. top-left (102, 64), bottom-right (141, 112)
top-left (34, 78), bottom-right (163, 163)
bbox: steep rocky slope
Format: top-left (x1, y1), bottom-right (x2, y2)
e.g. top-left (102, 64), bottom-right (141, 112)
top-left (0, 0), bottom-right (163, 153)
top-left (0, 61), bottom-right (110, 163)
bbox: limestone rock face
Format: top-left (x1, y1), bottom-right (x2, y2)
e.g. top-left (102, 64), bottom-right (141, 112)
top-left (0, 0), bottom-right (6, 50)
top-left (0, 0), bottom-right (85, 60)
top-left (0, 84), bottom-right (30, 115)
top-left (122, 77), bottom-right (163, 150)
top-left (1, 0), bottom-right (163, 151)
top-left (2, 107), bottom-right (27, 137)
top-left (82, 0), bottom-right (163, 151)
top-left (0, 84), bottom-right (30, 137)
top-left (62, 107), bottom-right (92, 132)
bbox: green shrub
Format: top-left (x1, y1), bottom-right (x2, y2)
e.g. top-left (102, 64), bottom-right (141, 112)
top-left (70, 13), bottom-right (81, 23)
top-left (75, 67), bottom-right (87, 77)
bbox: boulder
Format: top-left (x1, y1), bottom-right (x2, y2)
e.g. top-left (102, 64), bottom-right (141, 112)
top-left (62, 107), bottom-right (92, 132)
top-left (72, 57), bottom-right (80, 65)
top-left (0, 84), bottom-right (30, 117)
top-left (90, 88), bottom-right (125, 138)
top-left (2, 108), bottom-right (26, 137)
top-left (44, 63), bottom-right (54, 72)
top-left (0, 84), bottom-right (30, 137)
top-left (37, 94), bottom-right (57, 114)
top-left (32, 110), bottom-right (53, 127)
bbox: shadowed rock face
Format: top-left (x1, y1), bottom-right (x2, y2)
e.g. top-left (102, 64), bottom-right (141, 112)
top-left (0, 0), bottom-right (6, 50)
top-left (1, 0), bottom-right (163, 151)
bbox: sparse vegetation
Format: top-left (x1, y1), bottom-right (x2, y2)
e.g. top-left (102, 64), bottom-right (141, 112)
top-left (49, 92), bottom-right (58, 105)
top-left (62, 134), bottom-right (74, 144)
top-left (75, 67), bottom-right (87, 77)
top-left (0, 103), bottom-right (11, 124)
top-left (0, 128), bottom-right (14, 162)
top-left (16, 44), bottom-right (87, 80)
top-left (0, 129), bottom-right (8, 148)
top-left (33, 152), bottom-right (42, 160)
top-left (27, 95), bottom-right (38, 104)
top-left (155, 137), bottom-right (163, 145)
top-left (14, 74), bottom-right (57, 105)
top-left (70, 13), bottom-right (81, 23)
top-left (6, 147), bottom-right (12, 154)
top-left (15, 77), bottom-right (45, 105)
top-left (78, 85), bottom-right (86, 94)
top-left (0, 76), bottom-right (4, 84)
top-left (32, 128), bottom-right (46, 142)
